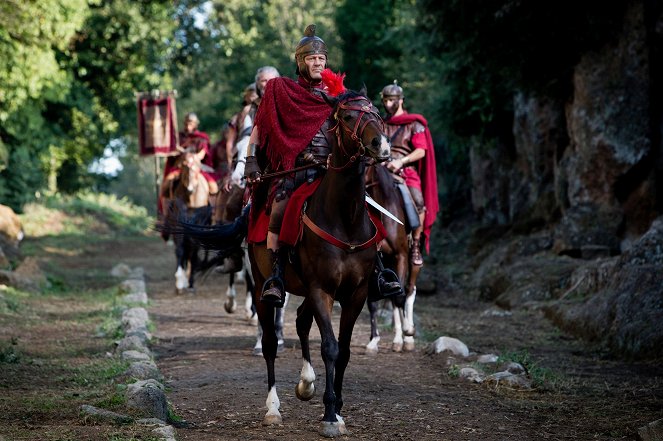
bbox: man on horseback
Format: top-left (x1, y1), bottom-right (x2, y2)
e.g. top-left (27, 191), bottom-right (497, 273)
top-left (244, 25), bottom-right (401, 305)
top-left (160, 112), bottom-right (220, 215)
top-left (380, 81), bottom-right (439, 265)
top-left (226, 67), bottom-right (281, 191)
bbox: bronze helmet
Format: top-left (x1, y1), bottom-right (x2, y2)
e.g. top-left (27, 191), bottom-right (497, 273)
top-left (295, 24), bottom-right (328, 75)
top-left (380, 80), bottom-right (404, 100)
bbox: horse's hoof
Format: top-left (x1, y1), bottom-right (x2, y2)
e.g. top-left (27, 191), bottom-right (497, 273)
top-left (187, 287), bottom-right (196, 295)
top-left (392, 342), bottom-right (403, 353)
top-left (277, 341), bottom-right (285, 353)
top-left (365, 337), bottom-right (380, 355)
top-left (295, 381), bottom-right (315, 401)
top-left (253, 346), bottom-right (262, 356)
top-left (262, 412), bottom-right (282, 426)
top-left (403, 340), bottom-right (416, 352)
top-left (320, 416), bottom-right (349, 438)
top-left (224, 300), bottom-right (236, 314)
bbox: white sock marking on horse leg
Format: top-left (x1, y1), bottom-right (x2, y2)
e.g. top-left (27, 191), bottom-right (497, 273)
top-left (392, 308), bottom-right (403, 346)
top-left (366, 336), bottom-right (381, 352)
top-left (263, 386), bottom-right (281, 425)
top-left (175, 266), bottom-right (187, 290)
top-left (296, 360), bottom-right (316, 400)
top-left (403, 287), bottom-right (417, 335)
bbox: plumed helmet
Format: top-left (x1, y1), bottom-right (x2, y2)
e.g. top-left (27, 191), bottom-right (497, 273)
top-left (380, 80), bottom-right (404, 99)
top-left (295, 24), bottom-right (328, 72)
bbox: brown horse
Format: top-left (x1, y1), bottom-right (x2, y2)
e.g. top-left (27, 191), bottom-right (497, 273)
top-left (249, 90), bottom-right (390, 437)
top-left (365, 163), bottom-right (422, 353)
top-left (162, 151), bottom-right (212, 294)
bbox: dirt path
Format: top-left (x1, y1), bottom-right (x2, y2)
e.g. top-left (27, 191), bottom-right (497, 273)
top-left (143, 240), bottom-right (662, 441)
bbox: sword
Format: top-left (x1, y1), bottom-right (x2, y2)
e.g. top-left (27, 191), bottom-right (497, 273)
top-left (366, 194), bottom-right (404, 225)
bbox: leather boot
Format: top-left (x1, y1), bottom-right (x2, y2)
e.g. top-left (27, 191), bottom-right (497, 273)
top-left (369, 253), bottom-right (403, 302)
top-left (261, 249), bottom-right (286, 307)
top-left (410, 238), bottom-right (424, 266)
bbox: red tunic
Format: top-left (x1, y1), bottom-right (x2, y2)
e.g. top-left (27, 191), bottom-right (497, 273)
top-left (163, 130), bottom-right (219, 183)
top-left (385, 113), bottom-right (439, 253)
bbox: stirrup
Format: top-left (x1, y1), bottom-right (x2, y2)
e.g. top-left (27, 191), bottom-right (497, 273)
top-left (261, 278), bottom-right (285, 308)
top-left (369, 268), bottom-right (403, 302)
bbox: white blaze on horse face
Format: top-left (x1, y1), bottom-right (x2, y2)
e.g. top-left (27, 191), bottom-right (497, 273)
top-left (379, 134), bottom-right (391, 159)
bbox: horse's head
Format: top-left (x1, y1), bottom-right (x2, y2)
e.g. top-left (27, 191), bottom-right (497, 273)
top-left (326, 89), bottom-right (391, 168)
top-left (178, 151), bottom-right (203, 193)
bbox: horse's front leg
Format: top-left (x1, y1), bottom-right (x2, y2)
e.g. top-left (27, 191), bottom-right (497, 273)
top-left (255, 298), bottom-right (281, 425)
top-left (401, 263), bottom-right (422, 351)
top-left (365, 300), bottom-right (381, 354)
top-left (335, 285), bottom-right (368, 419)
top-left (224, 272), bottom-right (237, 314)
top-left (187, 240), bottom-right (198, 293)
top-left (295, 299), bottom-right (316, 401)
top-left (310, 290), bottom-right (347, 437)
top-left (174, 237), bottom-right (188, 294)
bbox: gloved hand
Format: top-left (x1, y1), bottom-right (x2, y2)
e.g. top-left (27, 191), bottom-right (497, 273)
top-left (244, 156), bottom-right (261, 183)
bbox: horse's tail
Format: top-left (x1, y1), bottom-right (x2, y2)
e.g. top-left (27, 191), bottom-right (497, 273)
top-left (157, 204), bottom-right (249, 258)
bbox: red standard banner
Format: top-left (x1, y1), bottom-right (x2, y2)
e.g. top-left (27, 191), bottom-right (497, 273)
top-left (137, 92), bottom-right (179, 156)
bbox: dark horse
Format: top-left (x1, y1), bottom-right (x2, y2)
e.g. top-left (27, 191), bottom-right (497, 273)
top-left (365, 163), bottom-right (421, 353)
top-left (249, 90), bottom-right (390, 437)
top-left (162, 150), bottom-right (212, 294)
top-left (172, 90), bottom-right (390, 436)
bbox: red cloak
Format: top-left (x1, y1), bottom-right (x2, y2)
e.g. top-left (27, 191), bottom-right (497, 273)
top-left (254, 77), bottom-right (333, 171)
top-left (385, 113), bottom-right (439, 253)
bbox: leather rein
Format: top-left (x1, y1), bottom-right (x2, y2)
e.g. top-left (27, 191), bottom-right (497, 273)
top-left (302, 96), bottom-right (385, 252)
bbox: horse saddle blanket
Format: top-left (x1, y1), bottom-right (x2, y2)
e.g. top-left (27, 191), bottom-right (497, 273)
top-left (248, 178), bottom-right (387, 248)
top-left (248, 180), bottom-right (321, 245)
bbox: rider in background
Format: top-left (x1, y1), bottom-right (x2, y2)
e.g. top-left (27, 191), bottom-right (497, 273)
top-left (225, 67), bottom-right (280, 192)
top-left (160, 112), bottom-right (219, 215)
top-left (380, 81), bottom-right (439, 264)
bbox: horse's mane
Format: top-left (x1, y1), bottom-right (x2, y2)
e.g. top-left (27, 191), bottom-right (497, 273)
top-left (334, 89), bottom-right (365, 105)
top-left (373, 162), bottom-right (396, 201)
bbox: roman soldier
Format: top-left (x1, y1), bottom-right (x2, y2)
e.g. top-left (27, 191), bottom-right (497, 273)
top-left (159, 112), bottom-right (219, 215)
top-left (244, 25), bottom-right (401, 305)
top-left (381, 80), bottom-right (439, 265)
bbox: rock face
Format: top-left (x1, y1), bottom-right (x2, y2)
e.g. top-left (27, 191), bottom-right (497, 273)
top-left (545, 217), bottom-right (663, 359)
top-left (468, 2), bottom-right (662, 359)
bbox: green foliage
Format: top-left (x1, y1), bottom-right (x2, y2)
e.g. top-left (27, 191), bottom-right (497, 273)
top-left (498, 349), bottom-right (563, 390)
top-left (44, 192), bottom-right (152, 234)
top-left (0, 0), bottom-right (176, 208)
top-left (0, 337), bottom-right (20, 364)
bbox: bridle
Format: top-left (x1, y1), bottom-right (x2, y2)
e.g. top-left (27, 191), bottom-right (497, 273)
top-left (327, 96), bottom-right (384, 172)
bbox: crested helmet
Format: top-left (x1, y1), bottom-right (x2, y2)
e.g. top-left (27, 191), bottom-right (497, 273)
top-left (295, 24), bottom-right (328, 76)
top-left (380, 80), bottom-right (404, 100)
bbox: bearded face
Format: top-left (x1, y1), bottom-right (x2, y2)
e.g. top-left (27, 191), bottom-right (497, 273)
top-left (381, 97), bottom-right (401, 116)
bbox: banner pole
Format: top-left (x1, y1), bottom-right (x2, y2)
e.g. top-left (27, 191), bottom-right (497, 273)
top-left (154, 156), bottom-right (161, 209)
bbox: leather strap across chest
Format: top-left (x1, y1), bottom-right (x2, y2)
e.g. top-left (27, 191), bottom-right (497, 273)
top-left (301, 209), bottom-right (382, 252)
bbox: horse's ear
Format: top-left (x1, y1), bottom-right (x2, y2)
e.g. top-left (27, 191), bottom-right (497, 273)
top-left (359, 83), bottom-right (368, 97)
top-left (322, 92), bottom-right (338, 108)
